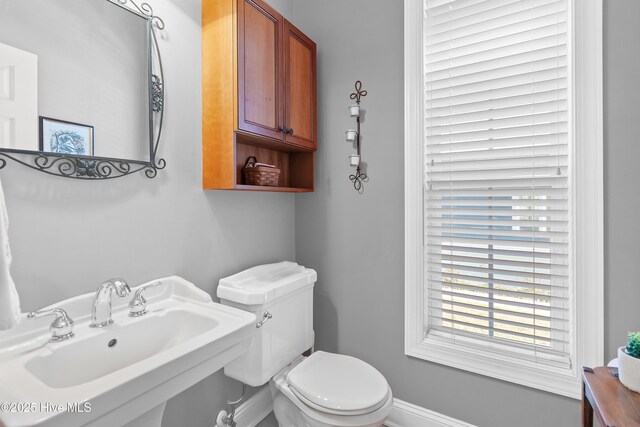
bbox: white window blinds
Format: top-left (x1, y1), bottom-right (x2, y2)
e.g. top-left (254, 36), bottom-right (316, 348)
top-left (424, 0), bottom-right (571, 363)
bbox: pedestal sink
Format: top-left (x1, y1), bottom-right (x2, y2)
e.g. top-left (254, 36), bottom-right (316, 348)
top-left (0, 276), bottom-right (256, 427)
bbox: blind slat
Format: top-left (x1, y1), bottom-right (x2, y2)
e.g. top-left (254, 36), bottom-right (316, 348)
top-left (426, 252), bottom-right (568, 269)
top-left (425, 0), bottom-right (564, 27)
top-left (427, 0), bottom-right (530, 23)
top-left (428, 298), bottom-right (569, 323)
top-left (426, 45), bottom-right (568, 81)
top-left (428, 176), bottom-right (567, 190)
top-left (425, 209), bottom-right (568, 221)
top-left (427, 111), bottom-right (568, 135)
top-left (428, 156), bottom-right (568, 172)
top-left (427, 235), bottom-right (567, 251)
top-left (427, 186), bottom-right (568, 196)
top-left (426, 0), bottom-right (566, 38)
top-left (433, 244), bottom-right (568, 260)
top-left (427, 13), bottom-right (567, 53)
top-left (427, 226), bottom-right (569, 241)
top-left (428, 80), bottom-right (568, 109)
top-left (426, 145), bottom-right (568, 163)
top-left (427, 271), bottom-right (566, 291)
top-left (426, 99), bottom-right (568, 126)
top-left (427, 59), bottom-right (567, 92)
top-left (427, 280), bottom-right (568, 305)
top-left (426, 133), bottom-right (568, 153)
top-left (427, 32), bottom-right (566, 67)
top-left (437, 307), bottom-right (568, 335)
top-left (431, 320), bottom-right (568, 345)
top-left (426, 166), bottom-right (567, 182)
top-left (433, 290), bottom-right (569, 313)
top-left (427, 261), bottom-right (568, 281)
top-left (427, 90), bottom-right (567, 118)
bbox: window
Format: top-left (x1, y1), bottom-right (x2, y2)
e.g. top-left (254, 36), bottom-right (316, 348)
top-left (404, 0), bottom-right (603, 398)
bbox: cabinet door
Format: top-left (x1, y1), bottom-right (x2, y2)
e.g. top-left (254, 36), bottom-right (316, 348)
top-left (237, 0), bottom-right (284, 141)
top-left (283, 21), bottom-right (317, 150)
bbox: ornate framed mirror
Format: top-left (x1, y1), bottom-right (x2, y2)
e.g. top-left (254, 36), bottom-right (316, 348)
top-left (0, 0), bottom-right (166, 179)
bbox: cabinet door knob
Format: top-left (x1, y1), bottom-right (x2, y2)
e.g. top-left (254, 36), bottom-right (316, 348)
top-left (287, 128), bottom-right (294, 135)
top-left (279, 126), bottom-right (286, 133)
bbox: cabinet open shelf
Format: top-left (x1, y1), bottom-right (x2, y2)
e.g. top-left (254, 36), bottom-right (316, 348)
top-left (235, 185), bottom-right (313, 193)
top-left (234, 137), bottom-right (314, 191)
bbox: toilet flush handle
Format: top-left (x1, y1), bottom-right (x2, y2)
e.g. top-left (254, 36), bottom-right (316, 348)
top-left (256, 311), bottom-right (272, 328)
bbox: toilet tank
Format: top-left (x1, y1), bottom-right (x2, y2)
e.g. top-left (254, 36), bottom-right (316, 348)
top-left (217, 261), bottom-right (317, 387)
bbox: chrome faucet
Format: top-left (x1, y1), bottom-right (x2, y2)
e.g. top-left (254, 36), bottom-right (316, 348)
top-left (129, 281), bottom-right (163, 317)
top-left (27, 307), bottom-right (75, 342)
top-left (90, 278), bottom-right (131, 328)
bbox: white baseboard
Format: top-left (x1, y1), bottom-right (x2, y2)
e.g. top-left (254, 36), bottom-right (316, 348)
top-left (232, 388), bottom-right (474, 427)
top-left (233, 386), bottom-right (273, 427)
top-left (385, 398), bottom-right (476, 427)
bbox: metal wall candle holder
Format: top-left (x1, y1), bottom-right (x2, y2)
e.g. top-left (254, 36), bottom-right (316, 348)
top-left (347, 80), bottom-right (368, 191)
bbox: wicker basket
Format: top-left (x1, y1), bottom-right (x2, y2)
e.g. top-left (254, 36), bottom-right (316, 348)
top-left (243, 156), bottom-right (280, 187)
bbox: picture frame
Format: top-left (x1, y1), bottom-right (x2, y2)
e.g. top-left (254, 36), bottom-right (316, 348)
top-left (39, 116), bottom-right (94, 156)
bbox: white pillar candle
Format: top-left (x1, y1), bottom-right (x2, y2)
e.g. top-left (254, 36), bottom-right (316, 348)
top-left (349, 104), bottom-right (360, 117)
top-left (346, 129), bottom-right (357, 142)
top-left (349, 154), bottom-right (361, 167)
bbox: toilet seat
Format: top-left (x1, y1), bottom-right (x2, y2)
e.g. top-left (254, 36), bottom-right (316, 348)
top-left (271, 352), bottom-right (393, 427)
top-left (285, 351), bottom-right (389, 415)
top-left (289, 387), bottom-right (389, 416)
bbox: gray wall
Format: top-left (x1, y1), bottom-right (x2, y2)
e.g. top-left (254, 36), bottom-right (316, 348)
top-left (603, 0), bottom-right (640, 365)
top-left (263, 0), bottom-right (291, 20)
top-left (1, 0), bottom-right (635, 426)
top-left (293, 1), bottom-right (638, 426)
top-left (0, 0), bottom-right (294, 425)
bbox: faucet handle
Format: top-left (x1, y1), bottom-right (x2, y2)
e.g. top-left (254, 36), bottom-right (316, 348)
top-left (129, 281), bottom-right (163, 317)
top-left (27, 308), bottom-right (74, 343)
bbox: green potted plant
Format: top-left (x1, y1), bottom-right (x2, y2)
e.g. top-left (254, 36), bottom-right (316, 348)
top-left (619, 332), bottom-right (640, 392)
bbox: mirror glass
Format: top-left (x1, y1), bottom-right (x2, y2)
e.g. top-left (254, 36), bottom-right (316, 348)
top-left (0, 0), bottom-right (150, 161)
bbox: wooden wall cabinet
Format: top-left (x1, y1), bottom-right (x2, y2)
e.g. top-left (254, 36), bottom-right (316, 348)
top-left (203, 0), bottom-right (317, 192)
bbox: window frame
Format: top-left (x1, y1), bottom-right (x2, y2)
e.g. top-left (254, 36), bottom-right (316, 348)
top-left (404, 0), bottom-right (603, 399)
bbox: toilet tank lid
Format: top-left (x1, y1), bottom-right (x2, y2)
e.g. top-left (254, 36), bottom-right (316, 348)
top-left (217, 261), bottom-right (317, 305)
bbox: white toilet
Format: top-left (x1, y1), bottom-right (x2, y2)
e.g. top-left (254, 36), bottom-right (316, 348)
top-left (217, 261), bottom-right (393, 427)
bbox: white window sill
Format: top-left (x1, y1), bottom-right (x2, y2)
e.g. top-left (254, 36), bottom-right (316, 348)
top-left (406, 333), bottom-right (581, 399)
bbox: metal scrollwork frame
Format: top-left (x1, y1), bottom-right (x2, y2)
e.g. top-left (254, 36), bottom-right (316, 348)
top-left (0, 0), bottom-right (166, 180)
top-left (348, 81), bottom-right (368, 192)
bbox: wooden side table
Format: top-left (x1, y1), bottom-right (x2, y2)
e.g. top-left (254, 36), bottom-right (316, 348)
top-left (582, 366), bottom-right (640, 426)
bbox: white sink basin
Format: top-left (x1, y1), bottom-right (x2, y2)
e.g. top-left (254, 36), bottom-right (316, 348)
top-left (0, 276), bottom-right (256, 427)
top-left (26, 309), bottom-right (220, 389)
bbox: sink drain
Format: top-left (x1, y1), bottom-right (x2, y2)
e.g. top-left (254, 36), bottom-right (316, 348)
top-left (107, 339), bottom-right (117, 348)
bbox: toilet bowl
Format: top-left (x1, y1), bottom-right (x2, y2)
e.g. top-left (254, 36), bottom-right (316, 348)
top-left (217, 262), bottom-right (392, 427)
top-left (270, 352), bottom-right (393, 427)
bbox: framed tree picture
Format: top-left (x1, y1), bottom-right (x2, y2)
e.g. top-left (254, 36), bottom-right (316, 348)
top-left (39, 117), bottom-right (94, 156)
